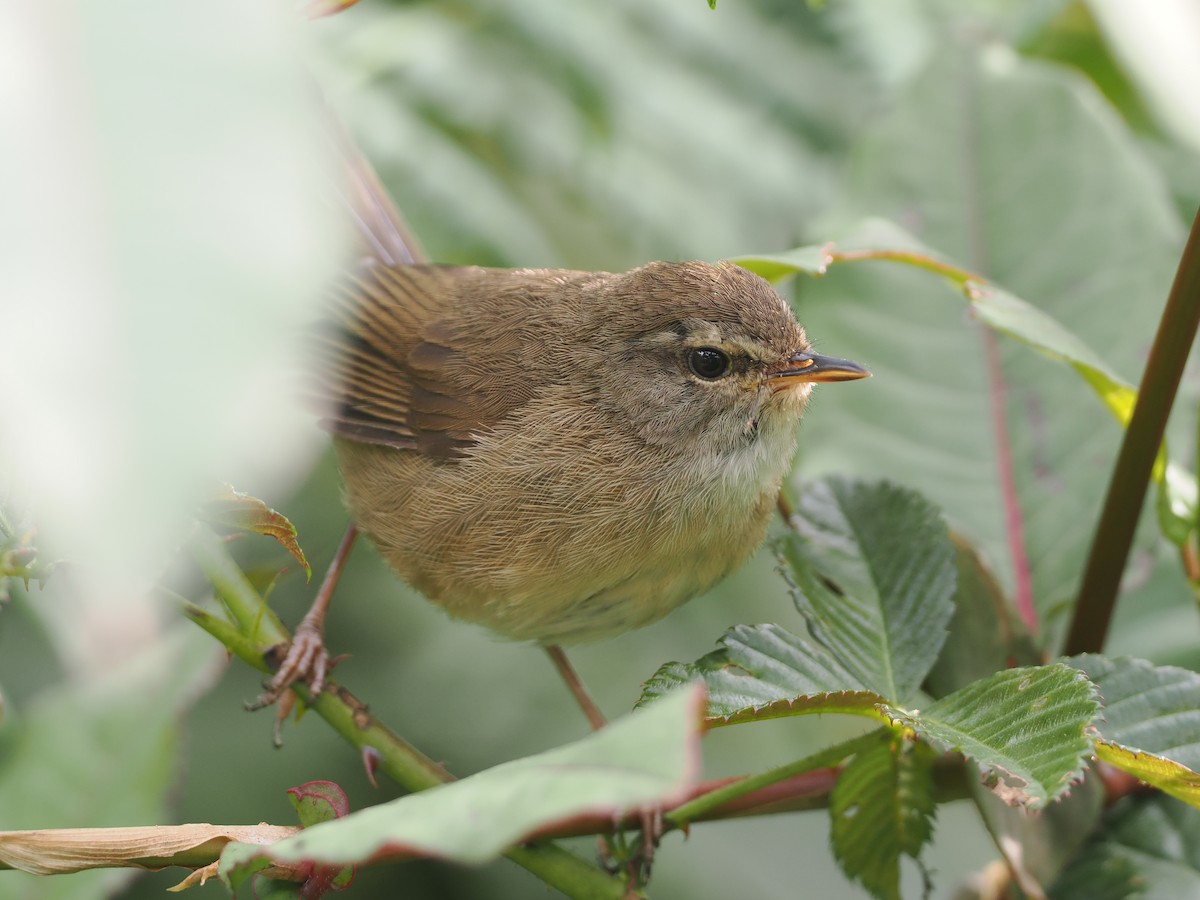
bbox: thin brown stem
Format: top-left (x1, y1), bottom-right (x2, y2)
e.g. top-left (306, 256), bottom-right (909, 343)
top-left (1064, 206), bottom-right (1200, 655)
top-left (545, 645), bottom-right (608, 730)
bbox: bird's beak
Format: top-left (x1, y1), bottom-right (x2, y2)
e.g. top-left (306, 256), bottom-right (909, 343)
top-left (768, 350), bottom-right (871, 390)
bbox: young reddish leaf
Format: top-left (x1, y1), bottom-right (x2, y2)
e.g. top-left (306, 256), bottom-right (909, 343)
top-left (288, 782), bottom-right (350, 827)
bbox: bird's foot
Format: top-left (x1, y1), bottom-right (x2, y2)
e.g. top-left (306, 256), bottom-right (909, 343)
top-left (247, 616), bottom-right (346, 746)
top-left (599, 807), bottom-right (664, 890)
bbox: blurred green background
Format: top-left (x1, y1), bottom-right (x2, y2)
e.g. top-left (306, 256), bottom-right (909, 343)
top-left (3, 0), bottom-right (1199, 897)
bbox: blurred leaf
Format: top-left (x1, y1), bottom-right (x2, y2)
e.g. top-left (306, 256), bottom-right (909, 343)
top-left (200, 486), bottom-right (311, 581)
top-left (740, 219), bottom-right (1197, 547)
top-left (830, 732), bottom-right (937, 900)
top-left (220, 686), bottom-right (703, 875)
top-left (788, 43), bottom-right (1183, 624)
top-left (315, 0), bottom-right (877, 269)
top-left (890, 665), bottom-right (1099, 809)
top-left (0, 628), bottom-right (222, 898)
top-left (972, 769), bottom-right (1105, 899)
top-left (1053, 795), bottom-right (1200, 900)
top-left (779, 476), bottom-right (956, 702)
top-left (1048, 840), bottom-right (1142, 900)
top-left (0, 0), bottom-right (337, 619)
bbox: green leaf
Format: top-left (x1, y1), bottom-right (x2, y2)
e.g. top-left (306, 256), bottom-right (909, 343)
top-left (324, 0), bottom-right (873, 269)
top-left (924, 535), bottom-right (1041, 698)
top-left (220, 686), bottom-right (703, 876)
top-left (890, 664), bottom-right (1099, 809)
top-left (639, 624), bottom-right (887, 726)
top-left (1067, 655), bottom-right (1200, 808)
top-left (639, 477), bottom-right (955, 722)
top-left (288, 781), bottom-right (351, 827)
top-left (830, 732), bottom-right (936, 900)
top-left (740, 217), bottom-right (1196, 549)
top-left (971, 771), bottom-right (1105, 899)
top-left (735, 243), bottom-right (832, 282)
top-left (1069, 655), bottom-right (1200, 770)
top-left (1048, 841), bottom-right (1142, 900)
top-left (755, 47), bottom-right (1184, 619)
top-left (1053, 796), bottom-right (1200, 900)
top-left (780, 476), bottom-right (956, 703)
top-left (1095, 745), bottom-right (1200, 809)
top-left (0, 628), bottom-right (221, 897)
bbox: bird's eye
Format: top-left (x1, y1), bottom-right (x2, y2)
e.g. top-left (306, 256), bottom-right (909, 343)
top-left (687, 347), bottom-right (732, 380)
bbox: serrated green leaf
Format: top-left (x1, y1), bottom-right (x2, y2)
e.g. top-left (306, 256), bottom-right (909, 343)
top-left (891, 665), bottom-right (1099, 809)
top-left (1067, 655), bottom-right (1200, 808)
top-left (640, 478), bottom-right (954, 723)
top-left (737, 46), bottom-right (1185, 623)
top-left (638, 624), bottom-right (887, 726)
top-left (830, 733), bottom-right (936, 900)
top-left (1069, 655), bottom-right (1200, 770)
top-left (221, 687), bottom-right (702, 876)
top-left (1095, 744), bottom-right (1200, 808)
top-left (780, 476), bottom-right (956, 703)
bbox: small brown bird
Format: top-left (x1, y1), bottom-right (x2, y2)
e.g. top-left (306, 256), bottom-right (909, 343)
top-left (261, 124), bottom-right (868, 726)
top-left (323, 261), bottom-right (866, 645)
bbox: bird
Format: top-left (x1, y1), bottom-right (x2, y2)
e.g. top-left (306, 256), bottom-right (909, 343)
top-left (257, 120), bottom-right (869, 728)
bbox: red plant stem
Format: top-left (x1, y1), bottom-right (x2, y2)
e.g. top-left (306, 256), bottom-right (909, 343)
top-left (983, 329), bottom-right (1037, 634)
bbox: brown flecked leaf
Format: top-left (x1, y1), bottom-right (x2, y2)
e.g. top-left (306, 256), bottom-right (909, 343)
top-left (200, 485), bottom-right (310, 580)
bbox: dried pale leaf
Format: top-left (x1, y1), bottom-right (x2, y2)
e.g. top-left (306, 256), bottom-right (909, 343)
top-left (0, 824), bottom-right (299, 875)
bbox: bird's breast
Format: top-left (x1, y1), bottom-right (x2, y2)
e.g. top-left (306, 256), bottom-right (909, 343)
top-left (335, 396), bottom-right (797, 644)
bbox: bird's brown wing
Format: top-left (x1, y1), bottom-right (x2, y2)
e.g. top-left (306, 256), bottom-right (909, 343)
top-left (317, 264), bottom-right (491, 458)
top-left (318, 109), bottom-right (573, 458)
top-left (316, 262), bottom-right (580, 458)
top-left (318, 109), bottom-right (490, 457)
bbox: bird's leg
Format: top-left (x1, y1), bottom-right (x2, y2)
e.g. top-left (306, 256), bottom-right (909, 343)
top-left (249, 524), bottom-right (359, 712)
top-left (542, 646), bottom-right (663, 885)
top-left (544, 644), bottom-right (607, 730)
top-left (598, 808), bottom-right (663, 891)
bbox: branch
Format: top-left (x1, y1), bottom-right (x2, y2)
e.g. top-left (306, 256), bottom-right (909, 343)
top-left (187, 527), bottom-right (634, 900)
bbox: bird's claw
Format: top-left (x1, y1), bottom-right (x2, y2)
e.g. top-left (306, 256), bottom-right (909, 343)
top-left (245, 618), bottom-right (344, 745)
top-left (599, 807), bottom-right (663, 889)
